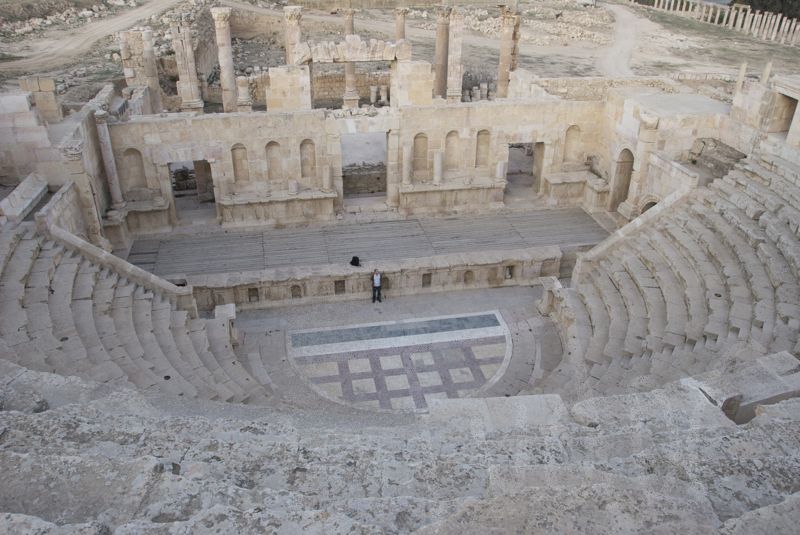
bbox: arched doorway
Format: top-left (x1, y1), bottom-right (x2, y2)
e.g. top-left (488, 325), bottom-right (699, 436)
top-left (641, 201), bottom-right (657, 213)
top-left (609, 149), bottom-right (634, 212)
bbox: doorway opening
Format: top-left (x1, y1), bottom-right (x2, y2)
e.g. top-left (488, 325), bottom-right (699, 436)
top-left (505, 142), bottom-right (545, 204)
top-left (341, 132), bottom-right (387, 209)
top-left (169, 160), bottom-right (216, 224)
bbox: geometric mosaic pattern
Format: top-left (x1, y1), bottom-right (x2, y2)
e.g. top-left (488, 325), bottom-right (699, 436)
top-left (288, 312), bottom-right (511, 411)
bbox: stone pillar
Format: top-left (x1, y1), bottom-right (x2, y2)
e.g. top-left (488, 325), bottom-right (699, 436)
top-left (496, 7), bottom-right (517, 99)
top-left (94, 111), bottom-right (125, 209)
top-left (778, 17), bottom-right (790, 43)
top-left (715, 7), bottom-right (722, 25)
top-left (433, 7), bottom-right (451, 98)
top-left (342, 9), bottom-right (359, 109)
top-left (772, 14), bottom-right (784, 40)
top-left (284, 6), bottom-right (303, 65)
top-left (735, 62), bottom-right (747, 95)
top-left (761, 61), bottom-right (772, 84)
top-left (211, 7), bottom-right (237, 113)
top-left (787, 19), bottom-right (798, 44)
top-left (740, 7), bottom-right (751, 29)
top-left (446, 8), bottom-right (464, 103)
top-left (402, 144), bottom-right (412, 185)
top-left (395, 7), bottom-right (408, 40)
top-left (322, 165), bottom-right (332, 192)
top-left (236, 76), bottom-right (252, 112)
top-left (782, 17), bottom-right (792, 41)
top-left (728, 6), bottom-right (736, 27)
top-left (141, 30), bottom-right (162, 112)
top-left (433, 151), bottom-right (443, 185)
top-left (171, 18), bottom-right (204, 111)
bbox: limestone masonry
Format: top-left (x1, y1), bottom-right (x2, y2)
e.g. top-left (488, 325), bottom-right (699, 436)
top-left (0, 0), bottom-right (800, 533)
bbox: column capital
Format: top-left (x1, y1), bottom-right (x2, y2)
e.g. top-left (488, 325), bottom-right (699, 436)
top-left (341, 8), bottom-right (356, 17)
top-left (94, 109), bottom-right (109, 124)
top-left (437, 6), bottom-right (452, 23)
top-left (395, 7), bottom-right (409, 15)
top-left (284, 6), bottom-right (303, 22)
top-left (210, 7), bottom-right (231, 25)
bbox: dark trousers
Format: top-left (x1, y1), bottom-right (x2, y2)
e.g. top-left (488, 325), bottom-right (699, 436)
top-left (372, 285), bottom-right (382, 302)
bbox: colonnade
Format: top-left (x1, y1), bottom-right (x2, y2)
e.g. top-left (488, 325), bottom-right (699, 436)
top-left (634, 0), bottom-right (800, 46)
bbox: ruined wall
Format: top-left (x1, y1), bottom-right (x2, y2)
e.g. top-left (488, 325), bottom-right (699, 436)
top-left (0, 93), bottom-right (57, 185)
top-left (312, 71), bottom-right (391, 108)
top-left (34, 181), bottom-right (88, 240)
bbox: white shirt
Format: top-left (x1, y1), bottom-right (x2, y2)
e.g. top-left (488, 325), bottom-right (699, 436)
top-left (373, 272), bottom-right (381, 287)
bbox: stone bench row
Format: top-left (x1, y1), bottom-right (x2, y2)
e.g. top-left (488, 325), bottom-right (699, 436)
top-left (0, 225), bottom-right (272, 405)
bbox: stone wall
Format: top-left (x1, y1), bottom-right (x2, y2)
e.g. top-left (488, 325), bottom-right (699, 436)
top-left (0, 93), bottom-right (56, 185)
top-left (187, 246), bottom-right (563, 311)
top-left (34, 181), bottom-right (88, 240)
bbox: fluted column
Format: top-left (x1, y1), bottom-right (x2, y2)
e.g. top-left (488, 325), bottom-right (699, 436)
top-left (95, 111), bottom-right (125, 209)
top-left (342, 9), bottom-right (358, 109)
top-left (141, 30), bottom-right (162, 112)
top-left (496, 7), bottom-right (518, 99)
top-left (433, 7), bottom-right (451, 98)
top-left (171, 18), bottom-right (204, 111)
top-left (446, 8), bottom-right (464, 103)
top-left (284, 6), bottom-right (303, 65)
top-left (395, 7), bottom-right (408, 40)
top-left (211, 7), bottom-right (237, 112)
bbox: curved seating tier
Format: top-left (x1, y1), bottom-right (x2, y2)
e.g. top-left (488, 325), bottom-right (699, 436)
top-left (543, 149), bottom-right (800, 400)
top-left (0, 224), bottom-right (272, 405)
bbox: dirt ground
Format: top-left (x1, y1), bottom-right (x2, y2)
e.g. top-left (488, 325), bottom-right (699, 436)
top-left (1, 0), bottom-right (800, 100)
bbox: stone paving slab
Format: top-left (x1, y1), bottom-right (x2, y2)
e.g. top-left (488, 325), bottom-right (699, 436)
top-left (287, 311), bottom-right (512, 412)
top-left (128, 208), bottom-right (608, 276)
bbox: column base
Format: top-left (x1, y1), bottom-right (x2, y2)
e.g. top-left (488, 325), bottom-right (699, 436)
top-left (181, 99), bottom-right (204, 112)
top-left (342, 94), bottom-right (360, 109)
top-left (446, 90), bottom-right (462, 103)
top-left (237, 103), bottom-right (253, 112)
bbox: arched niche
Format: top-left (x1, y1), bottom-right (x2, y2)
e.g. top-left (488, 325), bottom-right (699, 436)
top-left (231, 143), bottom-right (249, 182)
top-left (413, 133), bottom-right (428, 179)
top-left (563, 125), bottom-right (581, 163)
top-left (475, 129), bottom-right (490, 168)
top-left (266, 141), bottom-right (283, 185)
top-left (119, 148), bottom-right (147, 191)
top-left (300, 139), bottom-right (316, 181)
top-left (445, 131), bottom-right (460, 171)
top-left (610, 148), bottom-right (634, 212)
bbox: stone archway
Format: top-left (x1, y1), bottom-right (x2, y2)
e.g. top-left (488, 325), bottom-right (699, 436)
top-left (609, 148), bottom-right (634, 212)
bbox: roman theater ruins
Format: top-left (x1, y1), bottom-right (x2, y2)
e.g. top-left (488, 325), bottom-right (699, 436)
top-left (0, 0), bottom-right (800, 531)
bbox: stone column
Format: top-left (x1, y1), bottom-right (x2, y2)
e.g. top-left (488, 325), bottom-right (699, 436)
top-left (761, 61), bottom-right (772, 84)
top-left (94, 111), bottom-right (125, 209)
top-left (171, 18), bottom-right (204, 111)
top-left (342, 9), bottom-right (359, 109)
top-left (769, 14), bottom-right (783, 41)
top-left (141, 30), bottom-right (162, 112)
top-left (395, 7), bottom-right (408, 40)
top-left (787, 19), bottom-right (798, 44)
top-left (740, 7), bottom-right (751, 29)
top-left (715, 7), bottom-right (722, 24)
top-left (728, 6), bottom-right (736, 27)
top-left (402, 144), bottom-right (412, 185)
top-left (446, 8), bottom-right (464, 103)
top-left (496, 7), bottom-right (517, 99)
top-left (211, 7), bottom-right (237, 113)
top-left (236, 76), bottom-right (252, 112)
top-left (433, 6), bottom-right (451, 98)
top-left (284, 6), bottom-right (303, 65)
top-left (778, 17), bottom-right (790, 43)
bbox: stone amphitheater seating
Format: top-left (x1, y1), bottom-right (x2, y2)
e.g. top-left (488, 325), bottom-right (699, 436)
top-left (0, 223), bottom-right (271, 405)
top-left (541, 147), bottom-right (800, 400)
top-left (0, 352), bottom-right (799, 532)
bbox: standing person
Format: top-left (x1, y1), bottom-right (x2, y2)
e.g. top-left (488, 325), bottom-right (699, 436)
top-left (372, 268), bottom-right (382, 303)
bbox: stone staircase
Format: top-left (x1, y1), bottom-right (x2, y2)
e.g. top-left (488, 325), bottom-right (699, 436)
top-left (0, 223), bottom-right (272, 405)
top-left (0, 353), bottom-right (798, 533)
top-left (539, 145), bottom-right (800, 401)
